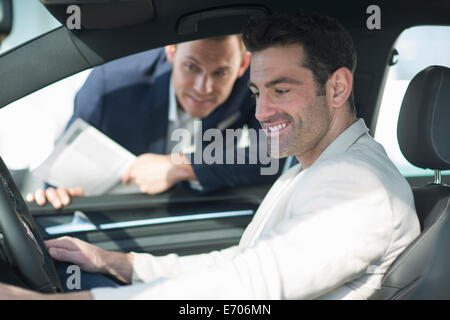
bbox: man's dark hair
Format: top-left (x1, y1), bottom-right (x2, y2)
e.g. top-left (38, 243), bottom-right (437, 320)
top-left (242, 12), bottom-right (357, 114)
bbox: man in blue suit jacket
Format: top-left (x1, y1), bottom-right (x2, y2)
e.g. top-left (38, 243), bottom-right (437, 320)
top-left (29, 35), bottom-right (283, 208)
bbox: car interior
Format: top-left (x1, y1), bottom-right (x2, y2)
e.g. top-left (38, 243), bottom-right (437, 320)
top-left (0, 0), bottom-right (449, 298)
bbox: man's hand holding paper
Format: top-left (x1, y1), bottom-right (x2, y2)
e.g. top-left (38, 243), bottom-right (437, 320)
top-left (27, 120), bottom-right (198, 208)
top-left (28, 119), bottom-right (139, 208)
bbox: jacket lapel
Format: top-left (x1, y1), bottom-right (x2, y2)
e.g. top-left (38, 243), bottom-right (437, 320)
top-left (144, 69), bottom-right (171, 154)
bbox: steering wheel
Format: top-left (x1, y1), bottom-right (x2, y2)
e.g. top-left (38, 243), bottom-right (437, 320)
top-left (0, 157), bottom-right (63, 293)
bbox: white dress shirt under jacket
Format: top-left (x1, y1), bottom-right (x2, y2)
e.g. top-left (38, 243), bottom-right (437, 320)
top-left (91, 118), bottom-right (420, 300)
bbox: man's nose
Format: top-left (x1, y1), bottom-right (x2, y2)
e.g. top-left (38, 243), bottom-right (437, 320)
top-left (193, 74), bottom-right (213, 94)
top-left (255, 94), bottom-right (277, 122)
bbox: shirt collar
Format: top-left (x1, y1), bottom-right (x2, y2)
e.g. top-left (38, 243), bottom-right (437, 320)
top-left (314, 118), bottom-right (369, 164)
top-left (168, 76), bottom-right (178, 123)
top-left (168, 76), bottom-right (199, 125)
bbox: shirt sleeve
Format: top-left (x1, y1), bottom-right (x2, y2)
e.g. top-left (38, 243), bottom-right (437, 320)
top-left (130, 245), bottom-right (239, 284)
top-left (91, 160), bottom-right (399, 300)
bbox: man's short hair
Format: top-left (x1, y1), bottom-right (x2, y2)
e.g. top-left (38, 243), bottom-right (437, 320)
top-left (208, 34), bottom-right (247, 61)
top-left (242, 12), bottom-right (357, 113)
top-left (177, 34), bottom-right (247, 61)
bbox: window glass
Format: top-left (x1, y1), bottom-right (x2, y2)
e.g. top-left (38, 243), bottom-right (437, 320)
top-left (0, 70), bottom-right (91, 170)
top-left (0, 0), bottom-right (61, 55)
top-left (374, 26), bottom-right (450, 177)
top-left (0, 70), bottom-right (91, 195)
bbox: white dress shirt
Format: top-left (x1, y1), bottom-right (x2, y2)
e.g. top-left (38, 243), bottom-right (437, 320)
top-left (91, 118), bottom-right (420, 300)
top-left (165, 79), bottom-right (203, 190)
top-left (165, 79), bottom-right (200, 155)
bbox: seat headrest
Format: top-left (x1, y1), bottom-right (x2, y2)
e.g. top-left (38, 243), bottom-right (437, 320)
top-left (397, 66), bottom-right (450, 170)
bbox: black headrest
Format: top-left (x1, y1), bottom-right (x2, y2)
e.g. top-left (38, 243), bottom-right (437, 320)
top-left (397, 66), bottom-right (450, 170)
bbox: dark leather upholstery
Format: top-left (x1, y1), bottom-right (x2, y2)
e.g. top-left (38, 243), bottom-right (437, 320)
top-left (397, 66), bottom-right (450, 170)
top-left (370, 66), bottom-right (450, 299)
top-left (402, 211), bottom-right (450, 299)
top-left (370, 189), bottom-right (450, 299)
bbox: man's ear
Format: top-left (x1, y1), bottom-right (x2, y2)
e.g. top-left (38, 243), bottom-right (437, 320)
top-left (165, 45), bottom-right (176, 64)
top-left (327, 67), bottom-right (353, 109)
top-left (237, 51), bottom-right (252, 78)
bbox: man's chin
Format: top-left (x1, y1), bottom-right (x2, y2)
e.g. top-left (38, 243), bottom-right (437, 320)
top-left (182, 102), bottom-right (218, 118)
top-left (268, 151), bottom-right (290, 159)
top-left (267, 140), bottom-right (295, 159)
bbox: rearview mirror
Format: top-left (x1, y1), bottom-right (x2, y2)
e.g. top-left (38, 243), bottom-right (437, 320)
top-left (0, 0), bottom-right (13, 41)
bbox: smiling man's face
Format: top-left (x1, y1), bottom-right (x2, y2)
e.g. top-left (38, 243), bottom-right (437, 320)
top-left (166, 36), bottom-right (250, 119)
top-left (249, 44), bottom-right (335, 161)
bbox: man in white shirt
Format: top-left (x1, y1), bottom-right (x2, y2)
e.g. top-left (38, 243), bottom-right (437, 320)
top-left (0, 12), bottom-right (420, 300)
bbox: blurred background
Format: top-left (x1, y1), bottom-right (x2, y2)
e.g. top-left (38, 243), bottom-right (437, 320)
top-left (0, 0), bottom-right (90, 173)
top-left (0, 0), bottom-right (90, 194)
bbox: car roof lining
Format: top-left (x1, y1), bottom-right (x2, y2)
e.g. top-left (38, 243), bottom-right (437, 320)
top-left (0, 0), bottom-right (449, 131)
top-left (42, 0), bottom-right (156, 30)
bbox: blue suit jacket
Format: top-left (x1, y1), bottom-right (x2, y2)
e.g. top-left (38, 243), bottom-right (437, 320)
top-left (68, 48), bottom-right (283, 193)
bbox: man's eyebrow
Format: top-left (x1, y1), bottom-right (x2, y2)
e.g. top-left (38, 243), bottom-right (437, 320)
top-left (248, 77), bottom-right (301, 90)
top-left (214, 66), bottom-right (231, 72)
top-left (186, 56), bottom-right (231, 71)
top-left (265, 77), bottom-right (302, 87)
top-left (248, 81), bottom-right (258, 90)
top-left (186, 56), bottom-right (200, 64)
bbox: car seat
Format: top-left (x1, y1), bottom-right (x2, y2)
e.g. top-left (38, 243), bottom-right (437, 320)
top-left (369, 65), bottom-right (450, 299)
